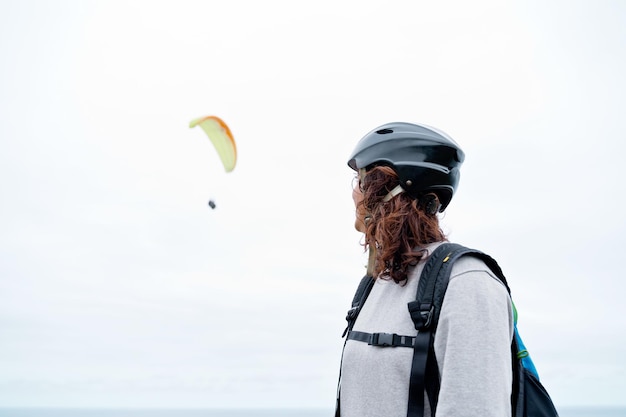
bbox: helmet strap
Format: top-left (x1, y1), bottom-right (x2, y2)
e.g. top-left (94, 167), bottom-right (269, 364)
top-left (360, 169), bottom-right (403, 276)
top-left (383, 184), bottom-right (405, 202)
top-left (366, 244), bottom-right (376, 277)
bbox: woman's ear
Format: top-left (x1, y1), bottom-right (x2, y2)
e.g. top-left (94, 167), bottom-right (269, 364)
top-left (419, 194), bottom-right (441, 215)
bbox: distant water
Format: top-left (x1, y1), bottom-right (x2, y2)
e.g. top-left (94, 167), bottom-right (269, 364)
top-left (0, 410), bottom-right (329, 417)
top-left (0, 408), bottom-right (624, 417)
top-left (0, 408), bottom-right (332, 417)
top-left (0, 410), bottom-right (330, 417)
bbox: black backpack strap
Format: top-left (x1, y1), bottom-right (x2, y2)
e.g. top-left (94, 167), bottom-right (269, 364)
top-left (406, 243), bottom-right (511, 417)
top-left (342, 275), bottom-right (375, 337)
top-left (335, 275), bottom-right (375, 417)
top-left (406, 243), bottom-right (458, 417)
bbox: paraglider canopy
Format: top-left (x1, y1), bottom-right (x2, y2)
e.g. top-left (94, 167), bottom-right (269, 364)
top-left (189, 115), bottom-right (237, 172)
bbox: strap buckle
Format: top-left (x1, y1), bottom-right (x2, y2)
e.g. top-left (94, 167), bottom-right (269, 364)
top-left (370, 332), bottom-right (395, 347)
top-left (408, 301), bottom-right (434, 331)
top-left (342, 307), bottom-right (360, 337)
top-left (345, 306), bottom-right (359, 323)
top-left (348, 330), bottom-right (415, 347)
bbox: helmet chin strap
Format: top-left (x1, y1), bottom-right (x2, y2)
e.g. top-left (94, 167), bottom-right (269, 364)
top-left (366, 244), bottom-right (376, 277)
top-left (366, 185), bottom-right (403, 276)
top-left (359, 169), bottom-right (404, 276)
top-left (383, 184), bottom-right (405, 202)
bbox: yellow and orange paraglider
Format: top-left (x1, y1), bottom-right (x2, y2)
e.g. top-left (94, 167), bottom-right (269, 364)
top-left (189, 115), bottom-right (237, 209)
top-left (189, 115), bottom-right (237, 173)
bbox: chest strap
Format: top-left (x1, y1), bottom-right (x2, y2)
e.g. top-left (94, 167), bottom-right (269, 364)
top-left (347, 330), bottom-right (416, 348)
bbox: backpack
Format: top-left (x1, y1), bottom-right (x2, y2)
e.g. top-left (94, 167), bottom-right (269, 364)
top-left (336, 243), bottom-right (559, 417)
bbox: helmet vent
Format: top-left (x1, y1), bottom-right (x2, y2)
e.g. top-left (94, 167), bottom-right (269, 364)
top-left (376, 128), bottom-right (393, 134)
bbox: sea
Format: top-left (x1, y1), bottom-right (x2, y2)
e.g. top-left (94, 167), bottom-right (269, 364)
top-left (0, 408), bottom-right (624, 417)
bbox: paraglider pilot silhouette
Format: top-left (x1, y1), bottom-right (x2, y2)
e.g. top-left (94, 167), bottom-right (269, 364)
top-left (189, 115), bottom-right (237, 209)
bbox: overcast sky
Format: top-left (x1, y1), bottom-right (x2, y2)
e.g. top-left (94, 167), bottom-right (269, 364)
top-left (1, 0), bottom-right (625, 410)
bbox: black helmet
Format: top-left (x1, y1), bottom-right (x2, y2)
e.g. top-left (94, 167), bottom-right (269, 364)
top-left (347, 122), bottom-right (465, 212)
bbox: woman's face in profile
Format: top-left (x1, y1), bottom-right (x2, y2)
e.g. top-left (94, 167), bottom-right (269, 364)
top-left (352, 174), bottom-right (367, 233)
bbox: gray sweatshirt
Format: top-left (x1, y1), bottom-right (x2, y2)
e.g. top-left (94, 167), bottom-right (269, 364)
top-left (340, 243), bottom-right (514, 417)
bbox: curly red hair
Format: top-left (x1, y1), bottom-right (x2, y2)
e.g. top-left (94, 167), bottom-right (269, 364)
top-left (358, 165), bottom-right (446, 284)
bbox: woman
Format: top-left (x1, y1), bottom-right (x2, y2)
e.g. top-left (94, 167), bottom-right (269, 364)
top-left (337, 122), bottom-right (514, 417)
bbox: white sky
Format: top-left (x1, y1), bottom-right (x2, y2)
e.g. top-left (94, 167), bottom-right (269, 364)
top-left (1, 0), bottom-right (625, 410)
